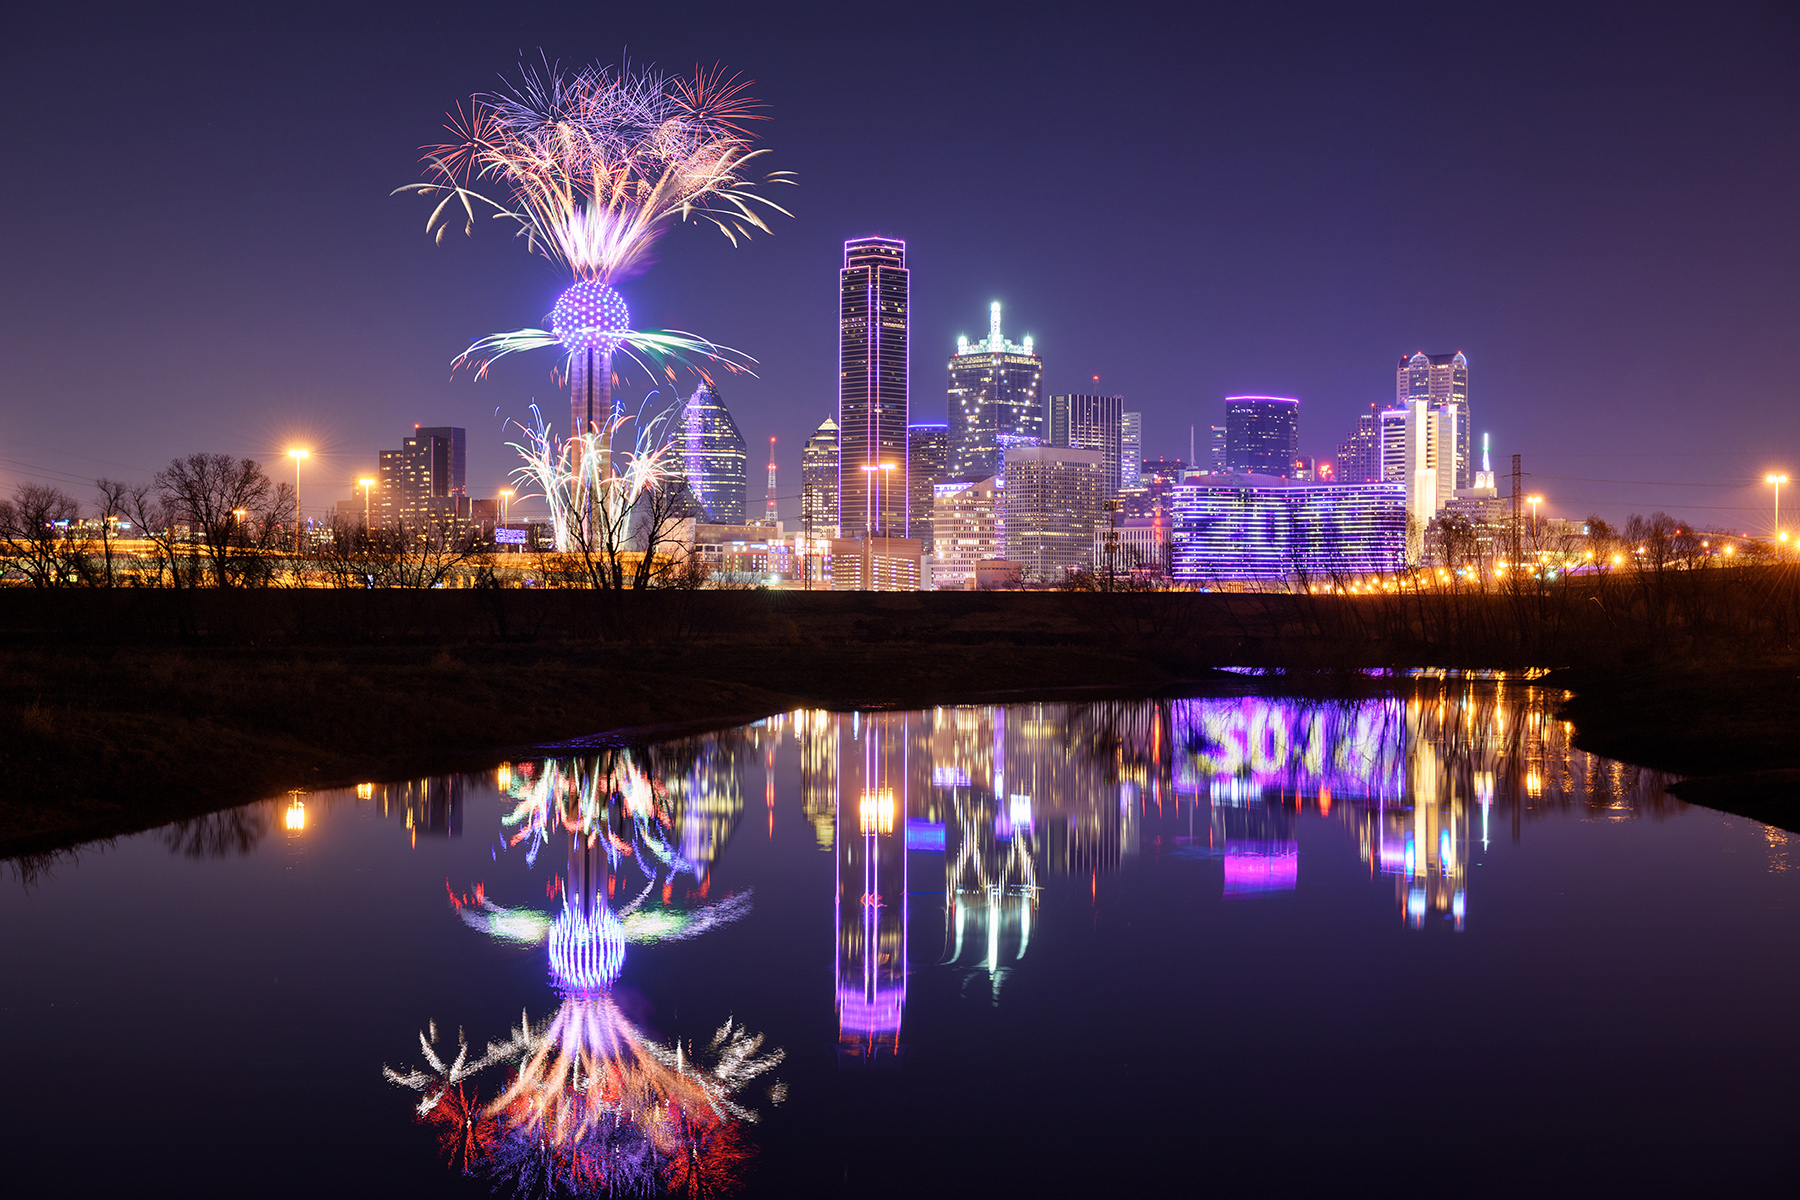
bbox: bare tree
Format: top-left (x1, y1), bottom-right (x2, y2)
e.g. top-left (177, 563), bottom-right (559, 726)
top-left (93, 477), bottom-right (136, 586)
top-left (0, 482), bottom-right (88, 586)
top-left (314, 511), bottom-right (485, 588)
top-left (153, 453), bottom-right (295, 587)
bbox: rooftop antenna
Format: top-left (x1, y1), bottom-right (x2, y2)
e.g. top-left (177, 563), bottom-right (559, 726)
top-left (765, 436), bottom-right (778, 524)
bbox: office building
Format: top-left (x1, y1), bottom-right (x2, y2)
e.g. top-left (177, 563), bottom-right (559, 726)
top-left (948, 302), bottom-right (1042, 478)
top-left (377, 424), bottom-right (468, 529)
top-left (1120, 412), bottom-right (1142, 488)
top-left (839, 238), bottom-right (910, 539)
top-left (801, 415), bottom-right (840, 539)
top-left (1002, 444), bottom-right (1110, 583)
top-left (1046, 393), bottom-right (1124, 498)
top-left (1092, 515), bottom-right (1171, 577)
top-left (930, 475), bottom-right (1004, 590)
top-left (1397, 351), bottom-right (1470, 488)
top-left (1335, 404), bottom-right (1382, 483)
top-left (1224, 396), bottom-right (1300, 476)
top-left (1211, 425), bottom-right (1227, 472)
top-left (1378, 400), bottom-right (1459, 532)
top-left (906, 423), bottom-right (949, 551)
top-left (677, 383), bottom-right (748, 524)
top-left (1168, 474), bottom-right (1407, 581)
top-left (828, 536), bottom-right (923, 591)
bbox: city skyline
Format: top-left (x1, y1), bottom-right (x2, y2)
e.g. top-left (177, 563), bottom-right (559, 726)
top-left (1, 4), bottom-right (1794, 535)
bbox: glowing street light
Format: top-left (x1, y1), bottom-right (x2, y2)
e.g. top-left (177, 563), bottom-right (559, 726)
top-left (288, 448), bottom-right (310, 548)
top-left (498, 487), bottom-right (513, 524)
top-left (858, 462), bottom-right (899, 538)
top-left (1527, 494), bottom-right (1544, 536)
top-left (1767, 473), bottom-right (1787, 543)
top-left (358, 476), bottom-right (376, 528)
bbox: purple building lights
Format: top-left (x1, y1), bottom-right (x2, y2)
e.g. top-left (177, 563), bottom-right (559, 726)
top-left (838, 238), bottom-right (910, 539)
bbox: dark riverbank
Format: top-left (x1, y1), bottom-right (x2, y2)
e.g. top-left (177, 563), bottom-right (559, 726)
top-left (4, 587), bottom-right (1797, 858)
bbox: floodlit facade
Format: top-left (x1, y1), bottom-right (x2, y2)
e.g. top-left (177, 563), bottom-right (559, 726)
top-left (1046, 393), bottom-right (1124, 499)
top-left (678, 383), bottom-right (748, 524)
top-left (906, 423), bottom-right (949, 551)
top-left (1092, 515), bottom-right (1171, 576)
top-left (1397, 351), bottom-right (1470, 488)
top-left (1378, 401), bottom-right (1458, 531)
top-left (948, 302), bottom-right (1042, 478)
top-left (1002, 444), bottom-right (1110, 583)
top-left (840, 238), bottom-right (910, 539)
top-left (801, 415), bottom-right (840, 539)
top-left (1121, 412), bottom-right (1142, 488)
top-left (1169, 474), bottom-right (1407, 581)
top-left (931, 475), bottom-right (1004, 590)
top-left (828, 536), bottom-right (923, 591)
top-left (1224, 397), bottom-right (1300, 476)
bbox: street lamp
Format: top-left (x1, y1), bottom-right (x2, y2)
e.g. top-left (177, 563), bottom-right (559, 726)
top-left (858, 462), bottom-right (898, 538)
top-left (1527, 494), bottom-right (1544, 536)
top-left (1767, 473), bottom-right (1787, 543)
top-left (287, 448), bottom-right (310, 548)
top-left (498, 488), bottom-right (513, 524)
top-left (358, 477), bottom-right (376, 528)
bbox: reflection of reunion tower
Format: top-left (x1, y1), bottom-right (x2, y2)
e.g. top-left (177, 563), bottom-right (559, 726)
top-left (835, 711), bottom-right (909, 1061)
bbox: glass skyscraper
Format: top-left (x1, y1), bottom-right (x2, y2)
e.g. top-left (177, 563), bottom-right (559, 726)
top-left (1002, 444), bottom-right (1110, 583)
top-left (679, 383), bottom-right (748, 524)
top-left (839, 238), bottom-right (910, 539)
top-left (1047, 393), bottom-right (1124, 498)
top-left (1397, 352), bottom-right (1470, 488)
top-left (801, 415), bottom-right (840, 539)
top-left (377, 424), bottom-right (467, 529)
top-left (948, 302), bottom-right (1042, 478)
top-left (906, 423), bottom-right (949, 551)
top-left (1223, 396), bottom-right (1300, 476)
top-left (1121, 412), bottom-right (1142, 488)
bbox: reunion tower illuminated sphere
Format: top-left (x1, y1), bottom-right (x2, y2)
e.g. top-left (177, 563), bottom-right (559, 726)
top-left (550, 280), bottom-right (631, 355)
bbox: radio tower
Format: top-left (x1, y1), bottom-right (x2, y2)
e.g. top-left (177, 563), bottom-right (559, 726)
top-left (765, 436), bottom-right (779, 525)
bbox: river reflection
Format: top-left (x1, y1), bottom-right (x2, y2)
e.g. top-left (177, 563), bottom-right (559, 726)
top-left (22, 679), bottom-right (1790, 1198)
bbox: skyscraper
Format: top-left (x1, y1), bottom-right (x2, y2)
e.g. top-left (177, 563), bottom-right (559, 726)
top-left (1046, 393), bottom-right (1124, 498)
top-left (801, 415), bottom-right (840, 539)
top-left (1397, 352), bottom-right (1470, 488)
top-left (930, 475), bottom-right (1004, 590)
top-left (1335, 403), bottom-right (1381, 483)
top-left (1210, 425), bottom-right (1227, 472)
top-left (1120, 412), bottom-right (1142, 488)
top-left (840, 238), bottom-right (909, 539)
top-left (1002, 444), bottom-right (1110, 583)
top-left (1378, 401), bottom-right (1458, 533)
top-left (948, 302), bottom-right (1042, 478)
top-left (678, 383), bottom-right (748, 524)
top-left (906, 423), bottom-right (949, 551)
top-left (1224, 397), bottom-right (1300, 476)
top-left (377, 424), bottom-right (468, 528)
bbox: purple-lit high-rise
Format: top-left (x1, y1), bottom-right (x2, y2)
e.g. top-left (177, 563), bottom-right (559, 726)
top-left (839, 238), bottom-right (910, 539)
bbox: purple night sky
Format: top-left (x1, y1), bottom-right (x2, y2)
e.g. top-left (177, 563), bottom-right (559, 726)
top-left (2, 1), bottom-right (1795, 529)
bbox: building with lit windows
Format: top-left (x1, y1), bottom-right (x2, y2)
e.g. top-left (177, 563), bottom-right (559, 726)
top-left (1002, 444), bottom-right (1110, 583)
top-left (827, 536), bottom-right (923, 591)
top-left (1092, 515), bottom-right (1171, 577)
top-left (377, 425), bottom-right (468, 529)
top-left (801, 415), bottom-right (840, 539)
top-left (1046, 393), bottom-right (1124, 499)
top-left (677, 383), bottom-right (748, 524)
top-left (1120, 412), bottom-right (1142, 488)
top-left (1335, 403), bottom-right (1382, 483)
top-left (1397, 351), bottom-right (1470, 488)
top-left (1168, 474), bottom-right (1407, 581)
top-left (948, 302), bottom-right (1042, 478)
top-left (931, 475), bottom-right (1004, 590)
top-left (1378, 400), bottom-right (1459, 533)
top-left (906, 423), bottom-right (949, 552)
top-left (840, 238), bottom-right (909, 539)
top-left (1223, 397), bottom-right (1300, 476)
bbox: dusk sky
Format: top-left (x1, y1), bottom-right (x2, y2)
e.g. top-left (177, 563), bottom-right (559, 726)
top-left (3, 1), bottom-right (1795, 528)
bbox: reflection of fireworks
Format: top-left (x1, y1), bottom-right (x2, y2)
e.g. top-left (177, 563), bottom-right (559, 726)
top-left (387, 995), bottom-right (782, 1196)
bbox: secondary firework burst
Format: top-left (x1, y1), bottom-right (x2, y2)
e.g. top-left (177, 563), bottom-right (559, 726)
top-left (401, 58), bottom-right (791, 499)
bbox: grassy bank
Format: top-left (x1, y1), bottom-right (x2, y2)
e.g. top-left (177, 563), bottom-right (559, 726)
top-left (4, 587), bottom-right (1797, 857)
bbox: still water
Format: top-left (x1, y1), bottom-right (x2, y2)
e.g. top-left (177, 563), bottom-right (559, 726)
top-left (6, 682), bottom-right (1799, 1196)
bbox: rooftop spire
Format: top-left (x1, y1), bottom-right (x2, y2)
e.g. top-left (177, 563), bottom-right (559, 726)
top-left (989, 301), bottom-right (1002, 345)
